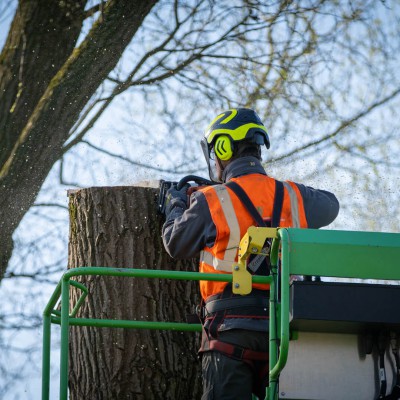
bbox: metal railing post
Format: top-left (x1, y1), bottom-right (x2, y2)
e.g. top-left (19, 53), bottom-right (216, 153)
top-left (42, 281), bottom-right (62, 400)
top-left (42, 313), bottom-right (51, 400)
top-left (267, 261), bottom-right (278, 400)
top-left (266, 228), bottom-right (290, 400)
top-left (60, 277), bottom-right (70, 400)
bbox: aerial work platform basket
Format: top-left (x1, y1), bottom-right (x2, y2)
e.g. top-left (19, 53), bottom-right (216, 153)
top-left (42, 228), bottom-right (400, 400)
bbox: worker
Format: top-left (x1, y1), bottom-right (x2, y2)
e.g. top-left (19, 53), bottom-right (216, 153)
top-left (162, 108), bottom-right (339, 400)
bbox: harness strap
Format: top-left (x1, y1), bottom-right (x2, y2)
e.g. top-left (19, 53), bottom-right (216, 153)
top-left (205, 295), bottom-right (269, 314)
top-left (199, 332), bottom-right (270, 400)
top-left (205, 339), bottom-right (269, 362)
top-left (207, 284), bottom-right (234, 338)
top-left (224, 179), bottom-right (284, 228)
top-left (224, 180), bottom-right (266, 227)
top-left (272, 180), bottom-right (284, 227)
top-left (206, 286), bottom-right (270, 339)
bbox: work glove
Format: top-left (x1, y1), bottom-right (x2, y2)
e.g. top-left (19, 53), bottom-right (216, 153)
top-left (165, 183), bottom-right (190, 216)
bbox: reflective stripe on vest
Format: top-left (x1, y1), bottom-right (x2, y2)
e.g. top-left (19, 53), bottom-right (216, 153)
top-left (200, 185), bottom-right (240, 272)
top-left (282, 181), bottom-right (300, 228)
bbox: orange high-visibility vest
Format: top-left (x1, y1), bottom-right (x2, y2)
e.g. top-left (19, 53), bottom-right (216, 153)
top-left (198, 174), bottom-right (308, 300)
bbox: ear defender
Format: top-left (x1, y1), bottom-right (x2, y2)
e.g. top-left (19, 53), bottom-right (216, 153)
top-left (214, 135), bottom-right (233, 161)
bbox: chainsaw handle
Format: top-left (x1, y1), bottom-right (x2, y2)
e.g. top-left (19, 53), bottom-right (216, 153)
top-left (158, 175), bottom-right (214, 216)
top-left (176, 175), bottom-right (214, 190)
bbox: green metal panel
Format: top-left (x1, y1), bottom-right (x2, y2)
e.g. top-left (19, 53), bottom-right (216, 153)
top-left (284, 228), bottom-right (400, 280)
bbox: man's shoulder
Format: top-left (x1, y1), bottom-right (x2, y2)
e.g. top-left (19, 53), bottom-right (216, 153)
top-left (231, 173), bottom-right (277, 186)
top-left (196, 183), bottom-right (222, 194)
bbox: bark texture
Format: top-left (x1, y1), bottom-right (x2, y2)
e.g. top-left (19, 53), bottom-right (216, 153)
top-left (0, 0), bottom-right (158, 278)
top-left (68, 185), bottom-right (202, 399)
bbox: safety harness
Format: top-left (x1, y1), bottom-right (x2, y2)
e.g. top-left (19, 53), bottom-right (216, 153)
top-left (225, 179), bottom-right (284, 229)
top-left (198, 179), bottom-right (285, 396)
top-left (202, 286), bottom-right (270, 341)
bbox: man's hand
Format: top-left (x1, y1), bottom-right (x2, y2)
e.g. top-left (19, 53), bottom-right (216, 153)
top-left (165, 183), bottom-right (190, 216)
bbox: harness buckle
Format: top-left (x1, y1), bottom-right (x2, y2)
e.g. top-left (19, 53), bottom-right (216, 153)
top-left (232, 345), bottom-right (246, 360)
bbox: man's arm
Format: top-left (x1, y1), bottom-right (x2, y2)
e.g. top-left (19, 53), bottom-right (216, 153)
top-left (295, 183), bottom-right (340, 228)
top-left (162, 191), bottom-right (215, 259)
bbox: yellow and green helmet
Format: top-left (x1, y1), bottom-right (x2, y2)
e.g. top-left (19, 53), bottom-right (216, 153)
top-left (200, 108), bottom-right (270, 181)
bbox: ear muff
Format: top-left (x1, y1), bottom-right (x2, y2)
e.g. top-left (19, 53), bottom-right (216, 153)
top-left (214, 135), bottom-right (233, 161)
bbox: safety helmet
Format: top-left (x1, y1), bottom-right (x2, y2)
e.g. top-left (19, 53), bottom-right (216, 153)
top-left (200, 108), bottom-right (270, 182)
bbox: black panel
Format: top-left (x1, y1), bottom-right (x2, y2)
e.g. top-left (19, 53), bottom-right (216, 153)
top-left (289, 281), bottom-right (400, 333)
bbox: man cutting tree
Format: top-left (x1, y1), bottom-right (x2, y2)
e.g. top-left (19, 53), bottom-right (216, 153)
top-left (162, 108), bottom-right (339, 399)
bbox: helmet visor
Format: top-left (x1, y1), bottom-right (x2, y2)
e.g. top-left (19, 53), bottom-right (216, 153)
top-left (200, 137), bottom-right (221, 183)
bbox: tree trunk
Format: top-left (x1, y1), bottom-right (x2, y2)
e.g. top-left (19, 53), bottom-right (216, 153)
top-left (67, 185), bottom-right (202, 399)
top-left (0, 0), bottom-right (85, 278)
top-left (0, 0), bottom-right (158, 278)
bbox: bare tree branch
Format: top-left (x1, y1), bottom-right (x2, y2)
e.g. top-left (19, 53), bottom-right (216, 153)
top-left (269, 87), bottom-right (400, 164)
top-left (80, 140), bottom-right (201, 174)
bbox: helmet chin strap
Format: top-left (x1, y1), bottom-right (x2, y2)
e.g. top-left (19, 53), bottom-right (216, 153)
top-left (216, 157), bottom-right (228, 182)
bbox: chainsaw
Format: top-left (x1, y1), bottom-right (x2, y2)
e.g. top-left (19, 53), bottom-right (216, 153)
top-left (158, 175), bottom-right (214, 216)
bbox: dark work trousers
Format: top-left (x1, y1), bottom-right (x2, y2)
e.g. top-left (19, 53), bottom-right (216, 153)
top-left (201, 329), bottom-right (269, 400)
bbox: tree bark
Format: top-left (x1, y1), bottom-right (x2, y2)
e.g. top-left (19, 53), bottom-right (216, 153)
top-left (67, 185), bottom-right (202, 399)
top-left (0, 0), bottom-right (158, 278)
top-left (0, 0), bottom-right (85, 165)
top-left (0, 0), bottom-right (85, 278)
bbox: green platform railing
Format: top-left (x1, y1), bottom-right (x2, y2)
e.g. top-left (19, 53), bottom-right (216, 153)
top-left (42, 228), bottom-right (400, 400)
top-left (42, 269), bottom-right (274, 400)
